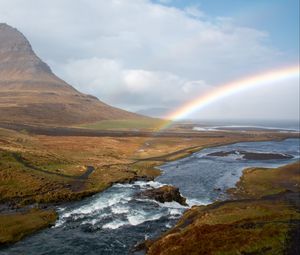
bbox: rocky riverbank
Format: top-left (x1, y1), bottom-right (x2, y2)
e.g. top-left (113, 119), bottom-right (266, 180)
top-left (145, 161), bottom-right (300, 255)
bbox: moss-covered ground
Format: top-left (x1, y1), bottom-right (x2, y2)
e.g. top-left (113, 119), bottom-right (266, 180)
top-left (0, 209), bottom-right (57, 245)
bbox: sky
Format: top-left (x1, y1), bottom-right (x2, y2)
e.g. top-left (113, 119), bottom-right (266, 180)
top-left (0, 0), bottom-right (299, 121)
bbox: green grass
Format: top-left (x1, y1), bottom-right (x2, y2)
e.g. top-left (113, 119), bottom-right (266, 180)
top-left (0, 209), bottom-right (57, 245)
top-left (0, 150), bottom-right (73, 204)
top-left (229, 161), bottom-right (300, 199)
top-left (79, 118), bottom-right (170, 131)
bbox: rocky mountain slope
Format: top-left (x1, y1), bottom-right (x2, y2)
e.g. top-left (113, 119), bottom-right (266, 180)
top-left (0, 23), bottom-right (141, 126)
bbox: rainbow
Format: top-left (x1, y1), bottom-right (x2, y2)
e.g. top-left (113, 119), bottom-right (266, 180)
top-left (165, 65), bottom-right (299, 122)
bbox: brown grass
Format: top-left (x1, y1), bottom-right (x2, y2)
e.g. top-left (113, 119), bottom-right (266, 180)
top-left (0, 209), bottom-right (57, 245)
top-left (147, 162), bottom-right (300, 255)
top-left (228, 161), bottom-right (300, 199)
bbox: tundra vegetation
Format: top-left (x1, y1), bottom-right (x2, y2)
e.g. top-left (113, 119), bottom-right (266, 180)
top-left (146, 162), bottom-right (300, 255)
top-left (0, 125), bottom-right (298, 246)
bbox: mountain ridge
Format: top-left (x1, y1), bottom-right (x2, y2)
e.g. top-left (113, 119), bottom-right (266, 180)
top-left (0, 23), bottom-right (142, 126)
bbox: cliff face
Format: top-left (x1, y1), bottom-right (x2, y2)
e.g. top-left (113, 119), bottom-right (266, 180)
top-left (0, 23), bottom-right (141, 126)
top-left (0, 24), bottom-right (51, 76)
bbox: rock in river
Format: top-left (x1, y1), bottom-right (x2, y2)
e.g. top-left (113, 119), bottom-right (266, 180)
top-left (207, 150), bottom-right (293, 160)
top-left (139, 185), bottom-right (188, 206)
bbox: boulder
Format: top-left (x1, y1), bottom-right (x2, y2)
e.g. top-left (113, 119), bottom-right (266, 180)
top-left (140, 185), bottom-right (188, 206)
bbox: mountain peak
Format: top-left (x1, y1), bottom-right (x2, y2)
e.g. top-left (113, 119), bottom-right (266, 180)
top-left (0, 24), bottom-right (141, 126)
top-left (0, 23), bottom-right (52, 77)
top-left (0, 23), bottom-right (32, 52)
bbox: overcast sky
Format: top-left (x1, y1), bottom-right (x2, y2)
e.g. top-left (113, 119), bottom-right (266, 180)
top-left (0, 0), bottom-right (299, 120)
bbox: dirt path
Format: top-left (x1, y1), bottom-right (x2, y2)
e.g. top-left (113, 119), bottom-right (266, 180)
top-left (12, 153), bottom-right (76, 179)
top-left (70, 166), bottom-right (95, 192)
top-left (12, 153), bottom-right (95, 191)
top-left (78, 166), bottom-right (94, 179)
top-left (12, 153), bottom-right (78, 179)
top-left (134, 145), bottom-right (203, 162)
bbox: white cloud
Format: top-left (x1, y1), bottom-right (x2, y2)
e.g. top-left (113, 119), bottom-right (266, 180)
top-left (123, 70), bottom-right (156, 93)
top-left (0, 0), bottom-right (297, 120)
top-left (182, 80), bottom-right (209, 94)
top-left (59, 57), bottom-right (211, 109)
top-left (184, 5), bottom-right (205, 19)
top-left (59, 58), bottom-right (123, 97)
top-left (157, 0), bottom-right (172, 4)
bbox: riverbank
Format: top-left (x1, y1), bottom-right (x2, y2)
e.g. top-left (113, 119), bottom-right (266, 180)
top-left (145, 161), bottom-right (300, 255)
top-left (0, 126), bottom-right (299, 246)
top-left (0, 209), bottom-right (57, 246)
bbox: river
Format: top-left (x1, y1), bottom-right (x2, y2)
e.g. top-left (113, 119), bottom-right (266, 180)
top-left (1, 138), bottom-right (299, 255)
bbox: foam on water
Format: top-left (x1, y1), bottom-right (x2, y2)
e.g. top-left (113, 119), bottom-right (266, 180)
top-left (127, 211), bottom-right (164, 226)
top-left (111, 205), bottom-right (130, 214)
top-left (102, 210), bottom-right (166, 229)
top-left (114, 183), bottom-right (135, 188)
top-left (158, 201), bottom-right (188, 209)
top-left (55, 179), bottom-right (186, 230)
top-left (81, 217), bottom-right (106, 226)
top-left (103, 220), bottom-right (127, 230)
top-left (56, 179), bottom-right (187, 231)
top-left (186, 198), bottom-right (211, 206)
top-left (55, 187), bottom-right (133, 227)
top-left (134, 180), bottom-right (165, 189)
top-left (168, 208), bottom-right (182, 216)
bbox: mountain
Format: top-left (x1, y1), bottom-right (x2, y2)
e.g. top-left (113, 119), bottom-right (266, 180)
top-left (136, 107), bottom-right (171, 118)
top-left (0, 23), bottom-right (141, 126)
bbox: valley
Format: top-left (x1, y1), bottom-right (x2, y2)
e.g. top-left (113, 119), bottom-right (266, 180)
top-left (0, 125), bottom-right (298, 247)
